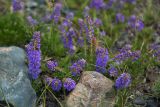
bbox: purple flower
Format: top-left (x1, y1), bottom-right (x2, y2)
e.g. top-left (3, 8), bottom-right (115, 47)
top-left (114, 45), bottom-right (140, 63)
top-left (77, 59), bottom-right (86, 68)
top-left (27, 16), bottom-right (38, 26)
top-left (51, 78), bottom-right (62, 91)
top-left (96, 47), bottom-right (109, 73)
top-left (135, 20), bottom-right (144, 31)
top-left (62, 12), bottom-right (74, 27)
top-left (130, 51), bottom-right (141, 61)
top-left (46, 60), bottom-right (58, 71)
top-left (90, 0), bottom-right (105, 10)
top-left (128, 15), bottom-right (144, 31)
top-left (86, 16), bottom-right (94, 42)
top-left (78, 19), bottom-right (85, 29)
top-left (66, 12), bottom-right (74, 20)
top-left (68, 45), bottom-right (76, 55)
top-left (78, 18), bottom-right (86, 35)
top-left (50, 3), bottom-right (62, 23)
top-left (27, 50), bottom-right (41, 79)
top-left (116, 13), bottom-right (125, 23)
top-left (12, 0), bottom-right (23, 12)
top-left (26, 32), bottom-right (41, 79)
top-left (77, 36), bottom-right (84, 47)
top-left (63, 78), bottom-right (76, 91)
top-left (59, 24), bottom-right (76, 55)
top-left (119, 44), bottom-right (132, 53)
top-left (115, 73), bottom-right (131, 89)
top-left (70, 59), bottom-right (86, 76)
top-left (67, 28), bottom-right (76, 37)
top-left (108, 67), bottom-right (118, 77)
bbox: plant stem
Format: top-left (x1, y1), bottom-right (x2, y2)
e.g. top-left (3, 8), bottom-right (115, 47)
top-left (47, 88), bottom-right (64, 107)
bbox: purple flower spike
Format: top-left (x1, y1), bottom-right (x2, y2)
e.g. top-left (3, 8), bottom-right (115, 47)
top-left (114, 45), bottom-right (141, 63)
top-left (66, 12), bottom-right (74, 20)
top-left (70, 59), bottom-right (86, 76)
top-left (135, 20), bottom-right (144, 31)
top-left (51, 78), bottom-right (62, 91)
top-left (116, 13), bottom-right (125, 23)
top-left (77, 59), bottom-right (86, 68)
top-left (128, 15), bottom-right (144, 31)
top-left (12, 0), bottom-right (23, 12)
top-left (50, 3), bottom-right (62, 23)
top-left (77, 36), bottom-right (84, 47)
top-left (96, 47), bottom-right (109, 73)
top-left (108, 67), bottom-right (118, 77)
top-left (63, 78), bottom-right (76, 91)
top-left (26, 31), bottom-right (41, 79)
top-left (46, 60), bottom-right (58, 72)
top-left (115, 73), bottom-right (131, 89)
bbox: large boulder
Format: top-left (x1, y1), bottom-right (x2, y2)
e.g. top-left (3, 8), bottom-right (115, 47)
top-left (0, 46), bottom-right (37, 107)
top-left (66, 71), bottom-right (115, 107)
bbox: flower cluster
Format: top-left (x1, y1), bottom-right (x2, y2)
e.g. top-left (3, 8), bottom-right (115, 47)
top-left (128, 15), bottom-right (144, 31)
top-left (50, 3), bottom-right (62, 23)
top-left (26, 32), bottom-right (41, 79)
top-left (46, 60), bottom-right (58, 72)
top-left (51, 78), bottom-right (62, 91)
top-left (59, 12), bottom-right (77, 55)
top-left (70, 59), bottom-right (86, 76)
top-left (114, 45), bottom-right (141, 64)
top-left (126, 0), bottom-right (136, 4)
top-left (63, 78), bottom-right (76, 91)
top-left (116, 13), bottom-right (125, 23)
top-left (12, 0), bottom-right (23, 12)
top-left (115, 73), bottom-right (131, 89)
top-left (46, 77), bottom-right (76, 92)
top-left (20, 0), bottom-right (145, 95)
top-left (63, 12), bottom-right (74, 27)
top-left (108, 66), bottom-right (118, 77)
top-left (90, 0), bottom-right (105, 10)
top-left (96, 47), bottom-right (109, 73)
top-left (85, 16), bottom-right (95, 42)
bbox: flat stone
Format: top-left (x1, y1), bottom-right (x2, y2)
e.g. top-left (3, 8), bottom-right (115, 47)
top-left (66, 71), bottom-right (114, 107)
top-left (134, 97), bottom-right (146, 105)
top-left (0, 46), bottom-right (37, 107)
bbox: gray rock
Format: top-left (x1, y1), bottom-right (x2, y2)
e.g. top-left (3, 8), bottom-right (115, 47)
top-left (66, 71), bottom-right (114, 107)
top-left (146, 98), bottom-right (159, 107)
top-left (0, 46), bottom-right (37, 107)
top-left (134, 97), bottom-right (146, 105)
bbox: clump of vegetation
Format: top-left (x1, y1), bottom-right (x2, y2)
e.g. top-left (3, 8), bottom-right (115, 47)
top-left (0, 0), bottom-right (160, 106)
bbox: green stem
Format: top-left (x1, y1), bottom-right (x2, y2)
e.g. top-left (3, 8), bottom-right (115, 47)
top-left (47, 88), bottom-right (64, 107)
top-left (36, 84), bottom-right (50, 105)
